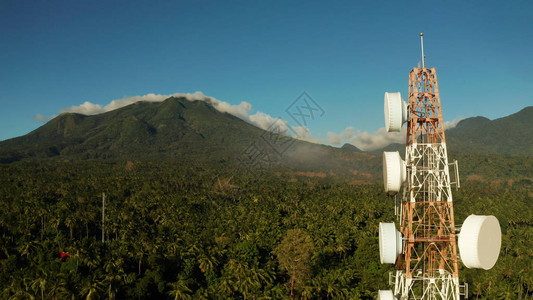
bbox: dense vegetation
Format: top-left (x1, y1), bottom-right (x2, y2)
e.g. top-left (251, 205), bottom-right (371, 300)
top-left (1, 161), bottom-right (532, 299)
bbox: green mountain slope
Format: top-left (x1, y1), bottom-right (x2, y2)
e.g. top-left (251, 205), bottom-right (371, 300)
top-left (446, 107), bottom-right (533, 156)
top-left (0, 97), bottom-right (380, 181)
top-left (341, 143), bottom-right (362, 152)
top-left (372, 107), bottom-right (533, 156)
top-left (0, 97), bottom-right (265, 162)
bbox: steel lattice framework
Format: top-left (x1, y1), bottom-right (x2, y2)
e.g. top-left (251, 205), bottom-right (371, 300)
top-left (392, 67), bottom-right (464, 299)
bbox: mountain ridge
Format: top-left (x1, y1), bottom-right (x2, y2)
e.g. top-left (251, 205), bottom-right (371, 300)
top-left (0, 97), bottom-right (381, 181)
top-left (0, 99), bottom-right (530, 184)
top-left (341, 143), bottom-right (362, 152)
top-left (371, 106), bottom-right (533, 156)
top-left (0, 97), bottom-right (263, 162)
top-left (446, 106), bottom-right (532, 156)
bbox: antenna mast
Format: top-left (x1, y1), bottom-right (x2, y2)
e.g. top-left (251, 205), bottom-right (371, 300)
top-left (377, 33), bottom-right (501, 300)
top-left (420, 33), bottom-right (426, 68)
top-left (102, 192), bottom-right (105, 243)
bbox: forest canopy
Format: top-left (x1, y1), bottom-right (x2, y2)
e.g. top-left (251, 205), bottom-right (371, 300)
top-left (0, 160), bottom-right (532, 299)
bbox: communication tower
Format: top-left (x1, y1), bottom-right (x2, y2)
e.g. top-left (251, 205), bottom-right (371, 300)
top-left (377, 33), bottom-right (502, 299)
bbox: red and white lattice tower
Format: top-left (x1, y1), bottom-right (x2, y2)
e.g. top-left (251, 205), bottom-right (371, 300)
top-left (377, 34), bottom-right (502, 300)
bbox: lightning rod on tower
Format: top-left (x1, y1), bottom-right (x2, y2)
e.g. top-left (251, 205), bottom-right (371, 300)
top-left (420, 33), bottom-right (425, 68)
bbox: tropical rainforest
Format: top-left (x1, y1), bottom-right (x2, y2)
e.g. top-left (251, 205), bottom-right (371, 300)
top-left (0, 159), bottom-right (532, 299)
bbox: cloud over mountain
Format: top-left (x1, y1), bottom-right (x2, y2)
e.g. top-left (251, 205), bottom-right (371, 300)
top-left (38, 92), bottom-right (462, 150)
top-left (40, 92), bottom-right (311, 141)
top-left (34, 113), bottom-right (56, 123)
top-left (327, 127), bottom-right (404, 151)
top-left (328, 118), bottom-right (464, 151)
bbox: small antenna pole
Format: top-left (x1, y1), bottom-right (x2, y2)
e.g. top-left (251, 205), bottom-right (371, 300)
top-left (102, 192), bottom-right (105, 243)
top-left (420, 33), bottom-right (425, 68)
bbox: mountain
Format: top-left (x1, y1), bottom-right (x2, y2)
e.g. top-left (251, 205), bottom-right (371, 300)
top-left (372, 107), bottom-right (533, 157)
top-left (0, 97), bottom-right (380, 180)
top-left (2, 97), bottom-right (529, 182)
top-left (445, 107), bottom-right (533, 156)
top-left (0, 97), bottom-right (263, 162)
top-left (450, 116), bottom-right (491, 130)
top-left (341, 143), bottom-right (362, 152)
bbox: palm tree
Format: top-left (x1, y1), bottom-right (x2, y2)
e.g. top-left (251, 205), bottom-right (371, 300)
top-left (101, 257), bottom-right (124, 300)
top-left (3, 277), bottom-right (32, 300)
top-left (30, 277), bottom-right (47, 300)
top-left (197, 253), bottom-right (217, 274)
top-left (79, 278), bottom-right (103, 300)
top-left (17, 240), bottom-right (37, 258)
top-left (167, 279), bottom-right (192, 300)
top-left (65, 217), bottom-right (75, 240)
top-left (216, 278), bottom-right (234, 297)
top-left (54, 273), bottom-right (75, 300)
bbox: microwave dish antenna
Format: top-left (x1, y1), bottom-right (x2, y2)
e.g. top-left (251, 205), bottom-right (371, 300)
top-left (379, 222), bottom-right (403, 264)
top-left (384, 92), bottom-right (408, 132)
top-left (458, 215), bottom-right (502, 270)
top-left (383, 151), bottom-right (406, 193)
top-left (378, 290), bottom-right (395, 300)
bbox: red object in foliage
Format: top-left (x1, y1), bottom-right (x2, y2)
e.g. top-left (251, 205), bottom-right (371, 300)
top-left (55, 251), bottom-right (70, 261)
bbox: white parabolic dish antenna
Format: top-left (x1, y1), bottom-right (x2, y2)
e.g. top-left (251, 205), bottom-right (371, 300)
top-left (458, 215), bottom-right (502, 270)
top-left (379, 222), bottom-right (403, 264)
top-left (377, 290), bottom-right (394, 300)
top-left (383, 151), bottom-right (406, 193)
top-left (384, 92), bottom-right (408, 132)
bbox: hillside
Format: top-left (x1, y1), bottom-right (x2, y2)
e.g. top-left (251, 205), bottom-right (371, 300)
top-left (341, 143), bottom-right (362, 152)
top-left (446, 107), bottom-right (533, 156)
top-left (371, 107), bottom-right (533, 157)
top-left (0, 97), bottom-right (263, 162)
top-left (1, 99), bottom-right (531, 182)
top-left (0, 97), bottom-right (380, 181)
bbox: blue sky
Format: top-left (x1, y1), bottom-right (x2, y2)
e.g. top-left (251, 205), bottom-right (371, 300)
top-left (1, 0), bottom-right (531, 147)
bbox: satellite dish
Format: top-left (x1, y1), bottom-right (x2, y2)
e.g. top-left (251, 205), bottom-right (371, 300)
top-left (384, 92), bottom-right (408, 132)
top-left (379, 222), bottom-right (403, 264)
top-left (458, 215), bottom-right (501, 270)
top-left (383, 151), bottom-right (406, 193)
top-left (378, 290), bottom-right (394, 300)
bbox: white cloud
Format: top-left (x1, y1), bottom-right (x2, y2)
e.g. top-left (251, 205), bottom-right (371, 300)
top-left (59, 92), bottom-right (211, 115)
top-left (328, 127), bottom-right (405, 151)
top-left (248, 112), bottom-right (288, 132)
top-left (291, 126), bottom-right (319, 143)
top-left (327, 126), bottom-right (356, 145)
top-left (60, 101), bottom-right (105, 115)
top-left (328, 118), bottom-right (465, 151)
top-left (444, 118), bottom-right (463, 130)
top-left (34, 113), bottom-right (57, 123)
top-left (57, 92), bottom-right (263, 127)
top-left (209, 99), bottom-right (252, 121)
